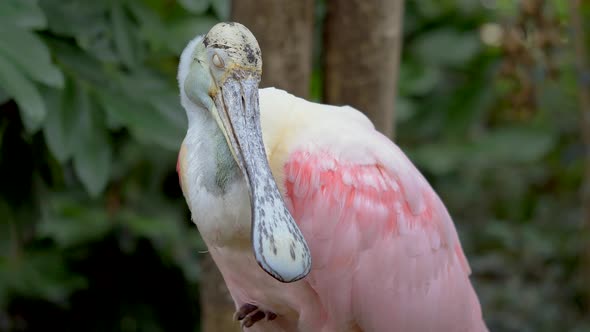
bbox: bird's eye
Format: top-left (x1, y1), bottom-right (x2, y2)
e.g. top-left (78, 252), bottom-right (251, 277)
top-left (212, 53), bottom-right (224, 69)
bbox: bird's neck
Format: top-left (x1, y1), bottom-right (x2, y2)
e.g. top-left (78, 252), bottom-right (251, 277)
top-left (186, 104), bottom-right (241, 195)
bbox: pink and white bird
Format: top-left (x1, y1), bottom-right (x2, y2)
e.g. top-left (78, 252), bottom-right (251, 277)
top-left (177, 22), bottom-right (488, 332)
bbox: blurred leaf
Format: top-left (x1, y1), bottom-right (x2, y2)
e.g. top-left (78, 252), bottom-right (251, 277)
top-left (40, 0), bottom-right (117, 62)
top-left (126, 72), bottom-right (187, 129)
top-left (111, 2), bottom-right (136, 68)
top-left (211, 0), bottom-right (231, 20)
top-left (0, 250), bottom-right (86, 304)
top-left (470, 127), bottom-right (556, 165)
top-left (550, 0), bottom-right (570, 20)
top-left (537, 79), bottom-right (578, 118)
top-left (415, 1), bottom-right (451, 19)
top-left (400, 63), bottom-right (442, 96)
top-left (117, 199), bottom-right (203, 282)
top-left (38, 193), bottom-right (111, 247)
top-left (413, 28), bottom-right (481, 66)
top-left (410, 142), bottom-right (468, 175)
top-left (483, 220), bottom-right (520, 251)
top-left (0, 24), bottom-right (64, 88)
top-left (165, 16), bottom-right (218, 53)
top-left (456, 0), bottom-right (481, 14)
top-left (178, 0), bottom-right (210, 14)
top-left (0, 55), bottom-right (46, 132)
top-left (411, 126), bottom-right (556, 175)
top-left (395, 97), bottom-right (417, 123)
top-left (39, 0), bottom-right (108, 37)
top-left (0, 0), bottom-right (46, 29)
top-left (0, 87), bottom-right (9, 105)
top-left (96, 89), bottom-right (184, 150)
top-left (100, 71), bottom-right (185, 149)
top-left (121, 212), bottom-right (177, 240)
top-left (72, 87), bottom-right (112, 196)
top-left (125, 1), bottom-right (168, 51)
top-left (0, 200), bottom-right (15, 261)
top-left (50, 40), bottom-right (109, 86)
top-left (148, 90), bottom-right (187, 130)
top-left (438, 60), bottom-right (496, 137)
top-left (42, 81), bottom-right (83, 163)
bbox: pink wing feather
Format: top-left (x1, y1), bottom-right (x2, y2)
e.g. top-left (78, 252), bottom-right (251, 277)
top-left (283, 132), bottom-right (487, 331)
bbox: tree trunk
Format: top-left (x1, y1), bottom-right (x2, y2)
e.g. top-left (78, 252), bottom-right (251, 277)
top-left (199, 254), bottom-right (239, 332)
top-left (196, 3), bottom-right (315, 332)
top-left (231, 0), bottom-right (315, 98)
top-left (323, 0), bottom-right (404, 137)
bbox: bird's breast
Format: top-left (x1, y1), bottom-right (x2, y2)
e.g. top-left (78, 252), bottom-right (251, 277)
top-left (189, 176), bottom-right (253, 247)
top-left (180, 126), bottom-right (254, 248)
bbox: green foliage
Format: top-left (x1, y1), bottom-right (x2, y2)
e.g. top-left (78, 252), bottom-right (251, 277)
top-left (0, 0), bottom-right (224, 330)
top-left (398, 1), bottom-right (589, 331)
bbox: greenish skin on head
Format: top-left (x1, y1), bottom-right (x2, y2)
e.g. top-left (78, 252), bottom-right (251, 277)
top-left (214, 129), bottom-right (239, 192)
top-left (183, 23), bottom-right (261, 194)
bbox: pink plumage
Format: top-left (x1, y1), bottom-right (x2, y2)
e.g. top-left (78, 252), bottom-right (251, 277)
top-left (178, 87), bottom-right (489, 330)
top-left (280, 145), bottom-right (487, 331)
top-left (176, 24), bottom-right (487, 329)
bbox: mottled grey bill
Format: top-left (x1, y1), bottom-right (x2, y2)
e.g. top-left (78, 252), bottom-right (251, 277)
top-left (215, 77), bottom-right (312, 283)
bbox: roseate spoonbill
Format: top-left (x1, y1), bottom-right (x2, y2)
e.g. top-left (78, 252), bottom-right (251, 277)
top-left (177, 22), bottom-right (488, 331)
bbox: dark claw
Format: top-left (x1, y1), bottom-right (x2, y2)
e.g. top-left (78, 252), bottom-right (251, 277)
top-left (234, 303), bottom-right (258, 321)
top-left (243, 310), bottom-right (265, 327)
top-left (234, 303), bottom-right (278, 328)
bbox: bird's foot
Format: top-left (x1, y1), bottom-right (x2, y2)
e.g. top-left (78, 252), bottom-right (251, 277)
top-left (234, 303), bottom-right (277, 328)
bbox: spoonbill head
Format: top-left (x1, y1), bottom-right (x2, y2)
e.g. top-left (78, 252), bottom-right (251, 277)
top-left (178, 22), bottom-right (311, 283)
